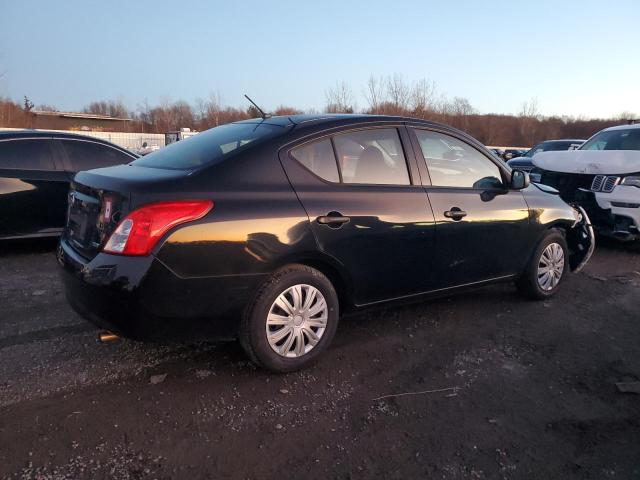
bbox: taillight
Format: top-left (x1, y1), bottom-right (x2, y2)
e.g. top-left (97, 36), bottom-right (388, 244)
top-left (103, 200), bottom-right (213, 256)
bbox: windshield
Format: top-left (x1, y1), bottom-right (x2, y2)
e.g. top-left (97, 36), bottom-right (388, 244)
top-left (132, 123), bottom-right (284, 170)
top-left (581, 128), bottom-right (640, 151)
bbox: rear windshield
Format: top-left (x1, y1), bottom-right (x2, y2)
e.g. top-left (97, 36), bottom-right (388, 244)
top-left (132, 123), bottom-right (283, 170)
top-left (581, 128), bottom-right (640, 151)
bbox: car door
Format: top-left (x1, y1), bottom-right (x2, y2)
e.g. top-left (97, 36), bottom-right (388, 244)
top-left (409, 127), bottom-right (531, 287)
top-left (280, 125), bottom-right (437, 305)
top-left (0, 137), bottom-right (68, 238)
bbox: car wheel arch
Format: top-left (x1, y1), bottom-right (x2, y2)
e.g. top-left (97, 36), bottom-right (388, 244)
top-left (271, 253), bottom-right (353, 313)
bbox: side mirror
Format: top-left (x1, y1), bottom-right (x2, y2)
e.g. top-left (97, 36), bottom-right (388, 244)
top-left (511, 169), bottom-right (530, 190)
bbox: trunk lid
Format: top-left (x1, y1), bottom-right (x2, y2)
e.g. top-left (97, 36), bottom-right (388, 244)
top-left (65, 164), bottom-right (193, 260)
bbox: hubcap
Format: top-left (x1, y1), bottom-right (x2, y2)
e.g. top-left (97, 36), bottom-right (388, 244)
top-left (537, 242), bottom-right (565, 291)
top-left (266, 284), bottom-right (328, 358)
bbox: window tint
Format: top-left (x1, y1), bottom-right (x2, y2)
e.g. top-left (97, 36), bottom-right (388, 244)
top-left (132, 123), bottom-right (283, 170)
top-left (415, 130), bottom-right (503, 189)
top-left (291, 138), bottom-right (339, 182)
top-left (332, 128), bottom-right (410, 185)
top-left (61, 140), bottom-right (132, 171)
top-left (0, 139), bottom-right (54, 170)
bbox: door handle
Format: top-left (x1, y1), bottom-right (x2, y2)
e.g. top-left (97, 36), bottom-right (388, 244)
top-left (444, 207), bottom-right (467, 221)
top-left (317, 213), bottom-right (350, 228)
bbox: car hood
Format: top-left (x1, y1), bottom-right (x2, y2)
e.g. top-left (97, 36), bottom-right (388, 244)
top-left (532, 150), bottom-right (640, 175)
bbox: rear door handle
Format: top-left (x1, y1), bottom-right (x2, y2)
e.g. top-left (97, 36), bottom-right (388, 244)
top-left (317, 214), bottom-right (350, 228)
top-left (444, 207), bottom-right (467, 221)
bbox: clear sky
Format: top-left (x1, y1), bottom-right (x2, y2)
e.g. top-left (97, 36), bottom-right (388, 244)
top-left (1, 0), bottom-right (638, 118)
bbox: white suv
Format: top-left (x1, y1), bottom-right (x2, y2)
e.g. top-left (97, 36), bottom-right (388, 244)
top-left (532, 123), bottom-right (640, 241)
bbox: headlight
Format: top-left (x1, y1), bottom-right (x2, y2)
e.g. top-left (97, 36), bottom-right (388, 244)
top-left (621, 176), bottom-right (640, 188)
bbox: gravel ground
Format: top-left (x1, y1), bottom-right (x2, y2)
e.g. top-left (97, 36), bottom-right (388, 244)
top-left (0, 238), bottom-right (639, 479)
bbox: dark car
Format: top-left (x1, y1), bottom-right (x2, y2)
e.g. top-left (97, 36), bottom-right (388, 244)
top-left (57, 115), bottom-right (594, 372)
top-left (0, 130), bottom-right (137, 239)
top-left (502, 148), bottom-right (527, 161)
top-left (507, 139), bottom-right (585, 180)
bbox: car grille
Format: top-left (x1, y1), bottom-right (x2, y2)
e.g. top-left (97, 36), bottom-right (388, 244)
top-left (591, 175), bottom-right (620, 193)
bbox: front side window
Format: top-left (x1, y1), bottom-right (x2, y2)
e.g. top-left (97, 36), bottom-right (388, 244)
top-left (0, 139), bottom-right (54, 170)
top-left (61, 140), bottom-right (133, 171)
top-left (581, 128), bottom-right (640, 151)
top-left (332, 128), bottom-right (410, 185)
top-left (132, 123), bottom-right (284, 170)
top-left (290, 138), bottom-right (339, 182)
top-left (415, 130), bottom-right (503, 189)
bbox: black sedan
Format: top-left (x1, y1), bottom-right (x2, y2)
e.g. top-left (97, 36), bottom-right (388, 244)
top-left (0, 130), bottom-right (137, 239)
top-left (58, 115), bottom-right (594, 372)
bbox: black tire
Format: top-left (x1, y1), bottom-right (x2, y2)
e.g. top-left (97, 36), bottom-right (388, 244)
top-left (239, 264), bottom-right (339, 373)
top-left (516, 230), bottom-right (569, 300)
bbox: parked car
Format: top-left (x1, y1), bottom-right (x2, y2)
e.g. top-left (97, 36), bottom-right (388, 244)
top-left (533, 124), bottom-right (640, 241)
top-left (502, 148), bottom-right (527, 161)
top-left (0, 130), bottom-right (138, 240)
top-left (509, 139), bottom-right (585, 181)
top-left (58, 115), bottom-right (594, 372)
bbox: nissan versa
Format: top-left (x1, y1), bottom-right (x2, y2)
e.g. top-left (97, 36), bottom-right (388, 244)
top-left (58, 115), bottom-right (594, 372)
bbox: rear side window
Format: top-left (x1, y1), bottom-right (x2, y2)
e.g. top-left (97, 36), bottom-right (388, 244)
top-left (333, 129), bottom-right (410, 185)
top-left (290, 138), bottom-right (339, 182)
top-left (61, 140), bottom-right (132, 171)
top-left (0, 139), bottom-right (54, 170)
top-left (415, 130), bottom-right (503, 189)
top-left (132, 123), bottom-right (283, 170)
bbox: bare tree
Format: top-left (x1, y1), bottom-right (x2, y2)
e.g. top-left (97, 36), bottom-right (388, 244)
top-left (364, 75), bottom-right (386, 114)
top-left (386, 74), bottom-right (410, 113)
top-left (519, 97), bottom-right (540, 119)
top-left (325, 81), bottom-right (355, 113)
top-left (412, 78), bottom-right (438, 116)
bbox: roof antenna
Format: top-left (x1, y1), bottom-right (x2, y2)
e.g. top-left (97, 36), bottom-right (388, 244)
top-left (244, 94), bottom-right (270, 119)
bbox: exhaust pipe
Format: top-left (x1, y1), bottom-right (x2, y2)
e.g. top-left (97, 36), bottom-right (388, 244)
top-left (98, 331), bottom-right (120, 343)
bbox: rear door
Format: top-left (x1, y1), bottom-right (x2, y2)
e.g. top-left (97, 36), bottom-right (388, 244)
top-left (280, 125), bottom-right (436, 305)
top-left (409, 127), bottom-right (530, 287)
top-left (0, 137), bottom-right (68, 238)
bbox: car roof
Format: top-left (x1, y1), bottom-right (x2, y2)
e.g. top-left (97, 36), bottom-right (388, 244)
top-left (601, 123), bottom-right (640, 132)
top-left (541, 139), bottom-right (586, 143)
top-left (0, 129), bottom-right (130, 150)
top-left (234, 113), bottom-right (482, 141)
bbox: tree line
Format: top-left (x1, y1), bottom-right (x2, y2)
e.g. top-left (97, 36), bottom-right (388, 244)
top-left (1, 75), bottom-right (635, 147)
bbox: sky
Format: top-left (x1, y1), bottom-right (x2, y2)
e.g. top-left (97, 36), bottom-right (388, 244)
top-left (1, 0), bottom-right (638, 118)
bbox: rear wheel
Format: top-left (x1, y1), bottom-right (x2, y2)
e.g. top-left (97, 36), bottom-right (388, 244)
top-left (516, 230), bottom-right (568, 300)
top-left (239, 264), bottom-right (339, 372)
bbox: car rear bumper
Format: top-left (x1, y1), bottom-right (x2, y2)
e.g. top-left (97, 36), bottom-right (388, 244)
top-left (57, 238), bottom-right (266, 341)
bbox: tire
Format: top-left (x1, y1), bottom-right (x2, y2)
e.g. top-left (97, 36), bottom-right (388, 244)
top-left (516, 230), bottom-right (569, 300)
top-left (239, 264), bottom-right (339, 373)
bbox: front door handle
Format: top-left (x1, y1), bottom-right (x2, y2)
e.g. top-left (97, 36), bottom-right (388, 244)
top-left (444, 207), bottom-right (467, 221)
top-left (317, 213), bottom-right (350, 228)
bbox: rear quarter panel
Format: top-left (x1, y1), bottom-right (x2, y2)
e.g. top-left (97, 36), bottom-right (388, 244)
top-left (154, 148), bottom-right (317, 279)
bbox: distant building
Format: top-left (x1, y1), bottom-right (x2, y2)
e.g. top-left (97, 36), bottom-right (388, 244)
top-left (28, 110), bottom-right (132, 132)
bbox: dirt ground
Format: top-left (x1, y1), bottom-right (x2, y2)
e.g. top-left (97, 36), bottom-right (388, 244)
top-left (0, 239), bottom-right (639, 479)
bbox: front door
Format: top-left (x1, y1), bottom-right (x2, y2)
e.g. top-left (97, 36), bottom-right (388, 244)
top-left (280, 126), bottom-right (436, 305)
top-left (410, 128), bottom-right (531, 288)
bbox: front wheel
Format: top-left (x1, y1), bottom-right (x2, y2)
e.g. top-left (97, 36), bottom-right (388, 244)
top-left (239, 264), bottom-right (339, 373)
top-left (516, 230), bottom-right (569, 300)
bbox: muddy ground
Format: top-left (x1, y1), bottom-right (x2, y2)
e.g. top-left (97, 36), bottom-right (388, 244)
top-left (0, 239), bottom-right (639, 479)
